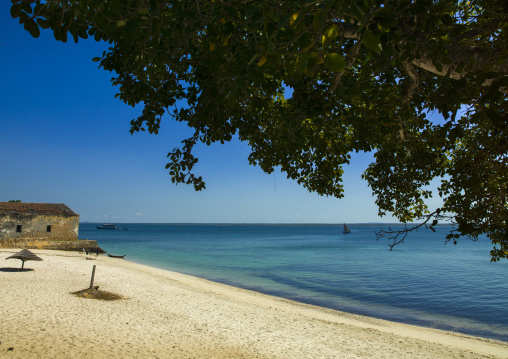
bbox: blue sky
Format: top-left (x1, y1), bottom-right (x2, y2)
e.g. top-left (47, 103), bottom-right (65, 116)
top-left (0, 5), bottom-right (442, 224)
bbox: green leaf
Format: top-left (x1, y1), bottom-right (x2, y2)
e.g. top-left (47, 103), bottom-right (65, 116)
top-left (374, 7), bottom-right (395, 22)
top-left (269, 11), bottom-right (279, 23)
top-left (36, 18), bottom-right (51, 29)
top-left (361, 30), bottom-right (382, 52)
top-left (352, 2), bottom-right (365, 19)
top-left (298, 32), bottom-right (315, 52)
top-left (324, 53), bottom-right (346, 72)
top-left (10, 4), bottom-right (22, 18)
top-left (291, 4), bottom-right (312, 30)
top-left (322, 24), bottom-right (339, 48)
top-left (20, 2), bottom-right (32, 15)
top-left (293, 53), bottom-right (310, 82)
top-left (266, 53), bottom-right (281, 68)
top-left (92, 57), bottom-right (102, 62)
top-left (60, 27), bottom-right (68, 42)
top-left (313, 10), bottom-right (325, 32)
top-left (304, 52), bottom-right (319, 77)
top-left (433, 59), bottom-right (443, 73)
top-left (277, 12), bottom-right (292, 29)
top-left (24, 19), bottom-right (40, 38)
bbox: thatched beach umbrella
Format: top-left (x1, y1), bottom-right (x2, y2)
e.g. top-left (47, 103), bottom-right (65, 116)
top-left (6, 249), bottom-right (43, 269)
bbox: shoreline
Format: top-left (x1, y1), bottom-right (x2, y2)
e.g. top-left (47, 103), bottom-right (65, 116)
top-left (125, 256), bottom-right (508, 343)
top-left (1, 249), bottom-right (507, 359)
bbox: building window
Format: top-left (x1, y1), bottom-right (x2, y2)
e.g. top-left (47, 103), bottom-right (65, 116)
top-left (16, 225), bottom-right (22, 233)
top-left (47, 225), bottom-right (52, 233)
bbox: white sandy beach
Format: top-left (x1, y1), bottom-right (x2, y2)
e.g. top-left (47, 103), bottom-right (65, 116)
top-left (0, 249), bottom-right (507, 359)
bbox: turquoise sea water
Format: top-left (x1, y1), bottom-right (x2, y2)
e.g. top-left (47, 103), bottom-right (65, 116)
top-left (79, 223), bottom-right (508, 342)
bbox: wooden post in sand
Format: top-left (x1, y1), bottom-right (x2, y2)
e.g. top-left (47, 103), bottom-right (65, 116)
top-left (89, 265), bottom-right (96, 289)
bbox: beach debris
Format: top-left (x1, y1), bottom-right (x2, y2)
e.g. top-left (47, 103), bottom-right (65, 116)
top-left (70, 264), bottom-right (124, 301)
top-left (73, 285), bottom-right (99, 296)
top-left (6, 249), bottom-right (42, 269)
top-left (71, 287), bottom-right (124, 301)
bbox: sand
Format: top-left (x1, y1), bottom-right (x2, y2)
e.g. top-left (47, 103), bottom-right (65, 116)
top-left (0, 249), bottom-right (507, 359)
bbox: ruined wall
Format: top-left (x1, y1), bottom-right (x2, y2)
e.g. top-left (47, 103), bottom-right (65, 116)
top-left (0, 212), bottom-right (79, 241)
top-left (0, 238), bottom-right (103, 252)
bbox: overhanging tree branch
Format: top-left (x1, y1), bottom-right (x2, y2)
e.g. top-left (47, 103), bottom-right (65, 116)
top-left (10, 0), bottom-right (508, 261)
top-left (376, 209), bottom-right (464, 250)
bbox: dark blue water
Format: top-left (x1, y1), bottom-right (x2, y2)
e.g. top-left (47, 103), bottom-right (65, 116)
top-left (79, 223), bottom-right (508, 342)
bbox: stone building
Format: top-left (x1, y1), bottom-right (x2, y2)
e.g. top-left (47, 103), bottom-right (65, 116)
top-left (0, 202), bottom-right (79, 241)
top-left (0, 202), bottom-right (99, 251)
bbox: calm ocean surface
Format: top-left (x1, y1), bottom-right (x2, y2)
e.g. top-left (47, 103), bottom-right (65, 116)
top-left (79, 223), bottom-right (508, 342)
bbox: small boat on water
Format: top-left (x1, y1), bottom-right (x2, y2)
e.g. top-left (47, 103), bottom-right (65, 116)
top-left (343, 223), bottom-right (351, 234)
top-left (97, 224), bottom-right (117, 230)
top-left (107, 254), bottom-right (126, 258)
top-left (97, 224), bottom-right (128, 230)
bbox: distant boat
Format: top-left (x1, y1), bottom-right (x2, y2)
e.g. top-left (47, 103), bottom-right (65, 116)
top-left (97, 224), bottom-right (117, 230)
top-left (97, 224), bottom-right (128, 230)
top-left (343, 224), bottom-right (351, 234)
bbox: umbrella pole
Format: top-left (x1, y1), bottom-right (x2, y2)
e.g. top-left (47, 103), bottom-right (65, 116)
top-left (89, 265), bottom-right (96, 289)
top-left (21, 260), bottom-right (25, 269)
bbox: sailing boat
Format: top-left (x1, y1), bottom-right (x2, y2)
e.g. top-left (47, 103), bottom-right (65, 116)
top-left (343, 223), bottom-right (351, 234)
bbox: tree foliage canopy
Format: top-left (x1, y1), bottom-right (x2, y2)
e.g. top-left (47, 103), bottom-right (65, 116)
top-left (11, 0), bottom-right (508, 260)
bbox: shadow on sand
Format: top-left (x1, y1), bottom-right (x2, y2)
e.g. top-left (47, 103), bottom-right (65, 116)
top-left (0, 267), bottom-right (35, 272)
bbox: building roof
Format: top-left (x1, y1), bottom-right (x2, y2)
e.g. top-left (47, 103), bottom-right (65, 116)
top-left (0, 202), bottom-right (78, 216)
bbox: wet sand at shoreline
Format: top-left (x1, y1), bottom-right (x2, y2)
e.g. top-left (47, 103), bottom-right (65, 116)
top-left (1, 249), bottom-right (507, 358)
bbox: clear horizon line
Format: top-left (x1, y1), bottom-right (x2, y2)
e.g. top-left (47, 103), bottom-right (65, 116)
top-left (81, 221), bottom-right (453, 226)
